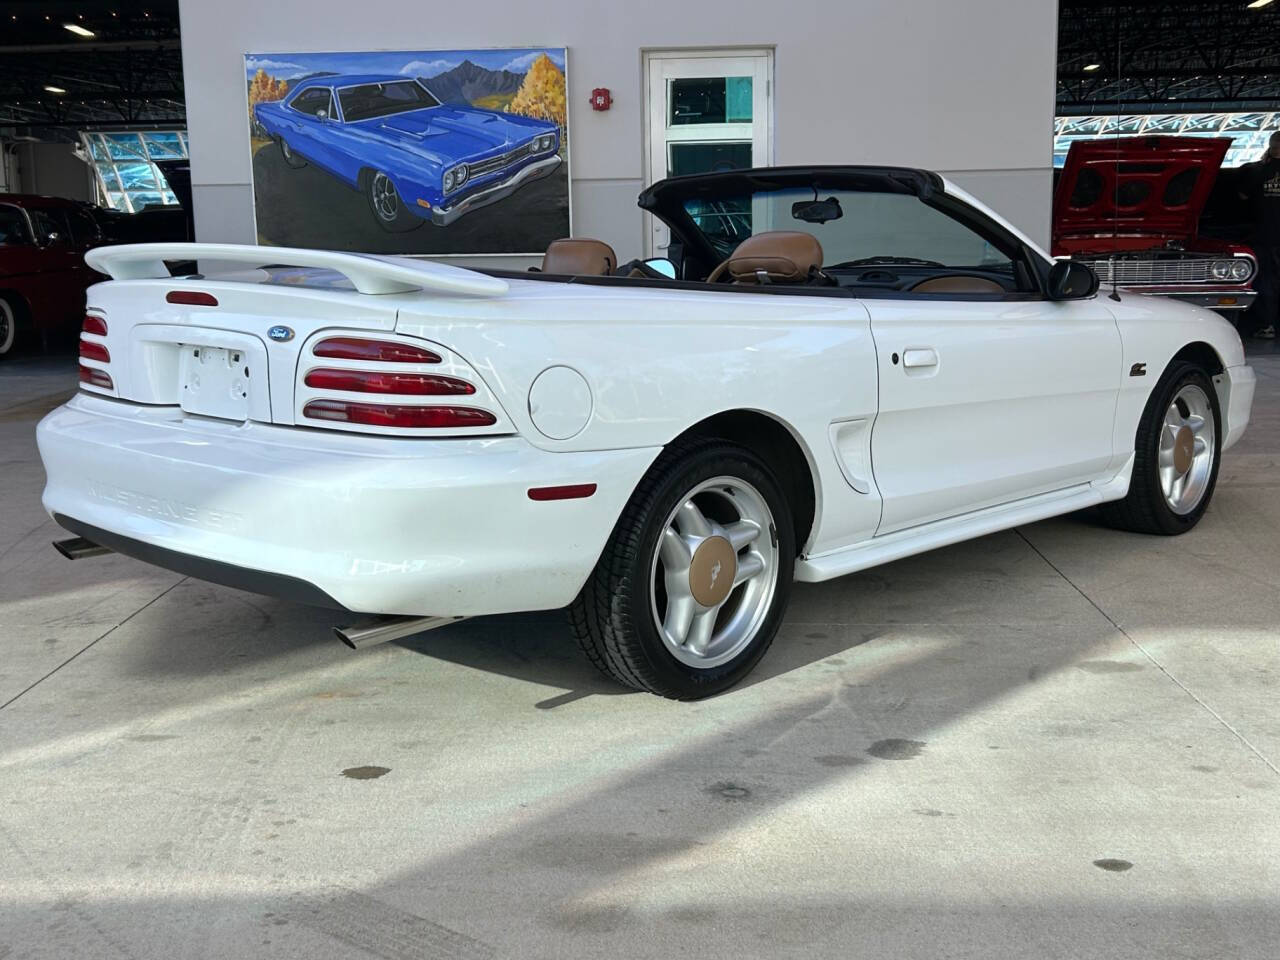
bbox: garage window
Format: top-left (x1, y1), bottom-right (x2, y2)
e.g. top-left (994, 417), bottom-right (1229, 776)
top-left (80, 130), bottom-right (189, 214)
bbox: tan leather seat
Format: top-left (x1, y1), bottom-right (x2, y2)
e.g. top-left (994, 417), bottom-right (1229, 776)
top-left (910, 275), bottom-right (1005, 295)
top-left (707, 231), bottom-right (824, 284)
top-left (542, 238), bottom-right (616, 276)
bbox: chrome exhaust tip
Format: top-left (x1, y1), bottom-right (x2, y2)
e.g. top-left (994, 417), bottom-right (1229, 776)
top-left (334, 615), bottom-right (467, 650)
top-left (53, 536), bottom-right (114, 560)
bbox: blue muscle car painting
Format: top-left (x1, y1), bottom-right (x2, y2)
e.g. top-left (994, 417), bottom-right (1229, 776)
top-left (253, 74), bottom-right (562, 232)
top-left (245, 48), bottom-right (570, 254)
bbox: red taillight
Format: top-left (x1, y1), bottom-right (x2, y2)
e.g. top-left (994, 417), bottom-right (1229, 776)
top-left (79, 340), bottom-right (110, 363)
top-left (78, 364), bottom-right (113, 389)
top-left (303, 368), bottom-right (475, 395)
top-left (528, 484), bottom-right (598, 501)
top-left (166, 291), bottom-right (218, 307)
top-left (302, 399), bottom-right (496, 428)
top-left (82, 314), bottom-right (107, 336)
top-left (313, 337), bottom-right (441, 364)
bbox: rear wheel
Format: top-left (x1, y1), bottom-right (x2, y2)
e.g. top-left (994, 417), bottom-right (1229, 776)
top-left (0, 296), bottom-right (18, 359)
top-left (278, 137), bottom-right (306, 169)
top-left (570, 439), bottom-right (795, 699)
top-left (1099, 361), bottom-right (1221, 535)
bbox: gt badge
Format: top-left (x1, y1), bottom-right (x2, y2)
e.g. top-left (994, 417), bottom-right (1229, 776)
top-left (1130, 362), bottom-right (1147, 377)
top-left (268, 325), bottom-right (295, 343)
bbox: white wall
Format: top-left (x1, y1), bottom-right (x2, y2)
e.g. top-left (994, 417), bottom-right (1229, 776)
top-left (178, 0), bottom-right (1058, 263)
top-left (11, 142), bottom-right (94, 201)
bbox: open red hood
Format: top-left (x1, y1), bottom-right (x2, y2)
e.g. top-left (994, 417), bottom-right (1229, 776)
top-left (1052, 136), bottom-right (1229, 251)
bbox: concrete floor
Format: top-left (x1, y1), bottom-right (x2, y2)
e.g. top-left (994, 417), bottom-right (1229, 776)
top-left (1, 349), bottom-right (1278, 960)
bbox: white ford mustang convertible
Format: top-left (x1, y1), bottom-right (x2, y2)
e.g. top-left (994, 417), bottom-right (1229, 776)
top-left (38, 166), bottom-right (1255, 698)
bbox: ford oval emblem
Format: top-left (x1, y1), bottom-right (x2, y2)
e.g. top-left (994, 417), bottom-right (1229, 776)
top-left (268, 325), bottom-right (294, 343)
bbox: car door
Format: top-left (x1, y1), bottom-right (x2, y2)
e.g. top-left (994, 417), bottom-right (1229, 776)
top-left (858, 198), bottom-right (1121, 534)
top-left (282, 87), bottom-right (329, 158)
top-left (24, 207), bottom-right (83, 327)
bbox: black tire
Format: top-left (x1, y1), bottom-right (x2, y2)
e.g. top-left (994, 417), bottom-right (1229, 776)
top-left (364, 169), bottom-right (423, 233)
top-left (570, 438), bottom-right (796, 699)
top-left (278, 137), bottom-right (307, 169)
top-left (0, 295), bottom-right (19, 360)
top-left (1098, 361), bottom-right (1222, 535)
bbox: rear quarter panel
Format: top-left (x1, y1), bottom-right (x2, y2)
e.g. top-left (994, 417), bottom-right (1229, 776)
top-left (395, 281), bottom-right (885, 553)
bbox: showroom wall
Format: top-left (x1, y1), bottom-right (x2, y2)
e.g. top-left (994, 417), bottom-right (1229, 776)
top-left (177, 0), bottom-right (1059, 266)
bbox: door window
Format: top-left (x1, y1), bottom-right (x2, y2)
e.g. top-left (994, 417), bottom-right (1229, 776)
top-left (65, 208), bottom-right (102, 247)
top-left (28, 209), bottom-right (70, 246)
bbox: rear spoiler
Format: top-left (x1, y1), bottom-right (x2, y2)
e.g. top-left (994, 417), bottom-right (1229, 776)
top-left (84, 243), bottom-right (509, 297)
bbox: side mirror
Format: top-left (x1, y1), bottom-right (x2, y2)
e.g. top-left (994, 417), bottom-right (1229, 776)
top-left (39, 231), bottom-right (61, 248)
top-left (1047, 259), bottom-right (1099, 300)
top-left (642, 257), bottom-right (677, 279)
top-left (317, 109), bottom-right (329, 122)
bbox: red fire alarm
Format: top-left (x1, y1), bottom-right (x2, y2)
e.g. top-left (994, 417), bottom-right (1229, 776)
top-left (590, 88), bottom-right (612, 111)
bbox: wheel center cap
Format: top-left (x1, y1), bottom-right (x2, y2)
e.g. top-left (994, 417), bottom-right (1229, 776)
top-left (688, 536), bottom-right (737, 608)
top-left (1174, 426), bottom-right (1194, 475)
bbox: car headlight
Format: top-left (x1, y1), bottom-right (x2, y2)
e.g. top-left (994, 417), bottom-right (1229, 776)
top-left (1230, 258), bottom-right (1253, 281)
top-left (1211, 260), bottom-right (1233, 280)
top-left (540, 134), bottom-right (555, 152)
top-left (443, 169), bottom-right (455, 192)
top-left (527, 139), bottom-right (539, 155)
top-left (454, 163), bottom-right (467, 186)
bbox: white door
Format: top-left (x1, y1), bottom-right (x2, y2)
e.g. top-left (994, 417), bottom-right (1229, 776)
top-left (868, 296), bottom-right (1122, 534)
top-left (644, 50), bottom-right (772, 257)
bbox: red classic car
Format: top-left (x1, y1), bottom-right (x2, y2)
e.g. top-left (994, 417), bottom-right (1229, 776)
top-left (1052, 136), bottom-right (1257, 316)
top-left (0, 194), bottom-right (106, 359)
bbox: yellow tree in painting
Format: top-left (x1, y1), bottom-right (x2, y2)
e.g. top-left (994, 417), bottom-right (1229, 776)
top-left (248, 69), bottom-right (289, 110)
top-left (506, 54), bottom-right (566, 131)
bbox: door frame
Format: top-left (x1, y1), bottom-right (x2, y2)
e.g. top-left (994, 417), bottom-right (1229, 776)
top-left (641, 47), bottom-right (775, 256)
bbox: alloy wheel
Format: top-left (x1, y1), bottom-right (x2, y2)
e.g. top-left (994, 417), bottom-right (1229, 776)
top-left (648, 476), bottom-right (779, 669)
top-left (1159, 383), bottom-right (1216, 515)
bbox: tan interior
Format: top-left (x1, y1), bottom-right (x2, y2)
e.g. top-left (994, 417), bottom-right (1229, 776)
top-left (706, 231), bottom-right (825, 284)
top-left (909, 275), bottom-right (1005, 294)
top-left (542, 238), bottom-right (617, 276)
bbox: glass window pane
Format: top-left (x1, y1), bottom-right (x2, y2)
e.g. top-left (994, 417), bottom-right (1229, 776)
top-left (106, 191), bottom-right (127, 210)
top-left (130, 191), bottom-right (167, 209)
top-left (115, 162), bottom-right (157, 191)
top-left (87, 136), bottom-right (110, 161)
top-left (105, 133), bottom-right (145, 160)
top-left (668, 141), bottom-right (753, 177)
top-left (143, 132), bottom-right (184, 158)
top-left (669, 77), bottom-right (752, 126)
top-left (96, 161), bottom-right (121, 192)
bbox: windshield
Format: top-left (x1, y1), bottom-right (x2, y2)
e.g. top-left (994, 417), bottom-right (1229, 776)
top-left (338, 80), bottom-right (440, 122)
top-left (683, 187), bottom-right (1015, 273)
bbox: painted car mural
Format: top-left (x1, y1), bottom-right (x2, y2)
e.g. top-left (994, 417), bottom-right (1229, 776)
top-left (253, 74), bottom-right (561, 232)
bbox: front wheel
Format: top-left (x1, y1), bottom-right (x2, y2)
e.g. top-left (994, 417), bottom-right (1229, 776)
top-left (1099, 361), bottom-right (1221, 535)
top-left (0, 296), bottom-right (18, 359)
top-left (570, 439), bottom-right (795, 699)
top-left (365, 170), bottom-right (423, 233)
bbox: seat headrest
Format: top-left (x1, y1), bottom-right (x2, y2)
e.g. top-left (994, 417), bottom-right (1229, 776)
top-left (726, 231), bottom-right (824, 283)
top-left (910, 275), bottom-right (1005, 294)
top-left (542, 238), bottom-right (617, 276)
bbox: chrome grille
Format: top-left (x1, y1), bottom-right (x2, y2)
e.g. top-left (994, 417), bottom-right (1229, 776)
top-left (468, 141), bottom-right (536, 177)
top-left (1080, 258), bottom-right (1216, 285)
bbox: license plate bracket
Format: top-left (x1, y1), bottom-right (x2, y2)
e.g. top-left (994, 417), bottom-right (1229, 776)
top-left (180, 345), bottom-right (252, 421)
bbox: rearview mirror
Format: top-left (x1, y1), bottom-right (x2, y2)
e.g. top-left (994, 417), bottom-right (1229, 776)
top-left (642, 257), bottom-right (677, 279)
top-left (1046, 259), bottom-right (1099, 300)
top-left (792, 197), bottom-right (843, 224)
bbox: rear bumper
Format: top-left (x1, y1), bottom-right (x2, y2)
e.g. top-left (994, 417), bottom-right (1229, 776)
top-left (1220, 363), bottom-right (1256, 453)
top-left (428, 156), bottom-right (561, 226)
top-left (38, 393), bottom-right (658, 615)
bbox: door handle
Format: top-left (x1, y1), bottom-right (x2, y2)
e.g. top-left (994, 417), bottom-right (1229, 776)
top-left (902, 348), bottom-right (938, 369)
